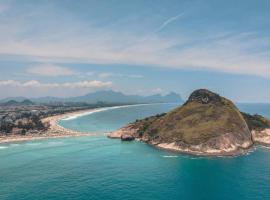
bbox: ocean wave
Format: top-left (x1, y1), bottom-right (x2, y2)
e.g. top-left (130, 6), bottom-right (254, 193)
top-left (10, 143), bottom-right (20, 147)
top-left (47, 141), bottom-right (65, 146)
top-left (25, 142), bottom-right (42, 146)
top-left (162, 155), bottom-right (178, 158)
top-left (189, 156), bottom-right (202, 159)
top-left (0, 146), bottom-right (8, 149)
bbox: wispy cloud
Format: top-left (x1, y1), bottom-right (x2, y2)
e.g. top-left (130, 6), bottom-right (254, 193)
top-left (0, 80), bottom-right (112, 89)
top-left (0, 1), bottom-right (270, 80)
top-left (27, 64), bottom-right (77, 76)
top-left (157, 13), bottom-right (185, 32)
top-left (151, 88), bottom-right (163, 94)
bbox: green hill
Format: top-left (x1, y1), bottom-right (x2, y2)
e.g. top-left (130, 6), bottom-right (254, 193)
top-left (136, 89), bottom-right (251, 145)
top-left (110, 89), bottom-right (270, 155)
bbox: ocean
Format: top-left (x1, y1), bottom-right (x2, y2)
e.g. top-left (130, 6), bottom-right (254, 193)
top-left (0, 103), bottom-right (270, 200)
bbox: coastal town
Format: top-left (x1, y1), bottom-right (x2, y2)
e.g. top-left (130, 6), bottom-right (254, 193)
top-left (0, 99), bottom-right (118, 137)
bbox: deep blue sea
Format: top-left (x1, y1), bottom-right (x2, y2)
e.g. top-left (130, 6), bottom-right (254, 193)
top-left (1, 103), bottom-right (270, 200)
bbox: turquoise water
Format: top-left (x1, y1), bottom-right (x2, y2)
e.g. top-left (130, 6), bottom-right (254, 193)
top-left (1, 103), bottom-right (270, 200)
top-left (59, 103), bottom-right (178, 133)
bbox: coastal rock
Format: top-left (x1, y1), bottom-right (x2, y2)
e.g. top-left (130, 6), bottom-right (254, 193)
top-left (121, 134), bottom-right (135, 141)
top-left (108, 89), bottom-right (270, 156)
top-left (107, 125), bottom-right (138, 139)
top-left (252, 129), bottom-right (270, 146)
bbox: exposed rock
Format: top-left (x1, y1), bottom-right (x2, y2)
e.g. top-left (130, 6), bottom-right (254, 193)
top-left (108, 89), bottom-right (270, 156)
top-left (108, 125), bottom-right (138, 139)
top-left (121, 134), bottom-right (135, 141)
top-left (252, 129), bottom-right (270, 146)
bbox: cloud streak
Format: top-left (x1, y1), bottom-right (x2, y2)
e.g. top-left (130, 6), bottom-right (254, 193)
top-left (157, 13), bottom-right (185, 32)
top-left (27, 64), bottom-right (76, 76)
top-left (0, 1), bottom-right (270, 80)
top-left (0, 80), bottom-right (112, 89)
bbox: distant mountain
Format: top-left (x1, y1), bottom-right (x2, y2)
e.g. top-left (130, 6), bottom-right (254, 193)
top-left (67, 90), bottom-right (182, 104)
top-left (1, 100), bottom-right (20, 106)
top-left (0, 96), bottom-right (28, 103)
top-left (0, 90), bottom-right (183, 104)
top-left (21, 99), bottom-right (35, 105)
top-left (1, 99), bottom-right (34, 106)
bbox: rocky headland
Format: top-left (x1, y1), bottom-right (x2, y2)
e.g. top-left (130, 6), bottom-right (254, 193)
top-left (108, 89), bottom-right (270, 156)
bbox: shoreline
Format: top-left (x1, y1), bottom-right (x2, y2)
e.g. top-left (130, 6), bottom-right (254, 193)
top-left (151, 141), bottom-right (252, 157)
top-left (0, 103), bottom-right (172, 144)
top-left (0, 103), bottom-right (167, 144)
top-left (0, 108), bottom-right (99, 144)
top-left (108, 127), bottom-right (270, 157)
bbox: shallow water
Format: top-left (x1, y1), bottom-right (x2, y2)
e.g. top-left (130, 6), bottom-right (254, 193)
top-left (1, 103), bottom-right (270, 200)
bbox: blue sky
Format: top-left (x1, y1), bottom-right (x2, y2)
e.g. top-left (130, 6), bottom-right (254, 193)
top-left (0, 0), bottom-right (270, 102)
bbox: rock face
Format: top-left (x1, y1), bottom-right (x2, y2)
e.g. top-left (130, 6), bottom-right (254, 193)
top-left (242, 112), bottom-right (270, 146)
top-left (108, 89), bottom-right (270, 156)
top-left (121, 134), bottom-right (135, 141)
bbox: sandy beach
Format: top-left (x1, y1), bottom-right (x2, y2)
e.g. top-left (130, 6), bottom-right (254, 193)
top-left (0, 108), bottom-right (100, 144)
top-left (0, 104), bottom-right (150, 144)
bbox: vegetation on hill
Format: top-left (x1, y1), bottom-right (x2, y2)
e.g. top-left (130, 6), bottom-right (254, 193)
top-left (242, 112), bottom-right (270, 131)
top-left (130, 89), bottom-right (255, 148)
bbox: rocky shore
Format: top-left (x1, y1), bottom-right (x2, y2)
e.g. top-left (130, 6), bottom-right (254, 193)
top-left (108, 125), bottom-right (270, 156)
top-left (252, 129), bottom-right (270, 146)
top-left (108, 89), bottom-right (270, 156)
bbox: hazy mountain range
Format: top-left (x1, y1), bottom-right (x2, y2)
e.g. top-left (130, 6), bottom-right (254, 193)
top-left (0, 90), bottom-right (182, 104)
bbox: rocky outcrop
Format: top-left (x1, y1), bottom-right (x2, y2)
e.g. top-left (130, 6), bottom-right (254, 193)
top-left (108, 125), bottom-right (139, 139)
top-left (108, 89), bottom-right (270, 156)
top-left (121, 134), bottom-right (135, 141)
top-left (252, 129), bottom-right (270, 146)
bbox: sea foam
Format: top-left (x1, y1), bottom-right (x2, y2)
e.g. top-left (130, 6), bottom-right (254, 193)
top-left (162, 155), bottom-right (178, 158)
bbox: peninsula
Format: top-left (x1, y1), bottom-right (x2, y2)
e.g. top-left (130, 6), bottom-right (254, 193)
top-left (108, 89), bottom-right (270, 156)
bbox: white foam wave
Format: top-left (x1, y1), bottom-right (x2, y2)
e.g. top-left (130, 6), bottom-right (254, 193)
top-left (190, 157), bottom-right (203, 159)
top-left (10, 144), bottom-right (20, 147)
top-left (61, 103), bottom-right (168, 121)
top-left (0, 146), bottom-right (8, 149)
top-left (258, 145), bottom-right (270, 150)
top-left (47, 141), bottom-right (65, 146)
top-left (26, 142), bottom-right (42, 146)
top-left (162, 155), bottom-right (178, 158)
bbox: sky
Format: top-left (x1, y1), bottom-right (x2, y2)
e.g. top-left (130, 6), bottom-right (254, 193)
top-left (0, 0), bottom-right (270, 102)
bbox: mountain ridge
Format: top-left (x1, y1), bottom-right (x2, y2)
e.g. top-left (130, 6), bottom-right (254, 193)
top-left (0, 90), bottom-right (182, 104)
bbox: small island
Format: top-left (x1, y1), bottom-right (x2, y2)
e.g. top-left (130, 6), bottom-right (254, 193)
top-left (108, 89), bottom-right (270, 156)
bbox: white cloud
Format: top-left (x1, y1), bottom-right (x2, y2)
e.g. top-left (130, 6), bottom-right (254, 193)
top-left (0, 80), bottom-right (19, 86)
top-left (1, 27), bottom-right (270, 79)
top-left (27, 64), bottom-right (76, 76)
top-left (151, 88), bottom-right (163, 94)
top-left (61, 80), bottom-right (112, 88)
top-left (0, 3), bottom-right (270, 79)
top-left (0, 80), bottom-right (112, 89)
